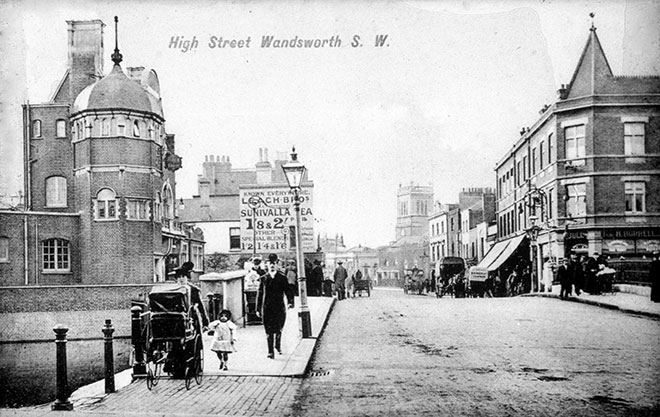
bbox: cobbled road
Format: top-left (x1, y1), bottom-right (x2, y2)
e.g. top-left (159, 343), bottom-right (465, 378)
top-left (291, 288), bottom-right (660, 417)
top-left (70, 288), bottom-right (659, 416)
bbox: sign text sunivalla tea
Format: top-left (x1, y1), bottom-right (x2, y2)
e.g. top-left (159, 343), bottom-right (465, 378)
top-left (169, 34), bottom-right (390, 52)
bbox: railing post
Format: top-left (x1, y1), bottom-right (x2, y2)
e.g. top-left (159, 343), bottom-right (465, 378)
top-left (52, 324), bottom-right (73, 411)
top-left (102, 319), bottom-right (115, 393)
top-left (131, 306), bottom-right (146, 377)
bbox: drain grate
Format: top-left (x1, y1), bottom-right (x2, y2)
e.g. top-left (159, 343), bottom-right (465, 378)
top-left (308, 370), bottom-right (334, 377)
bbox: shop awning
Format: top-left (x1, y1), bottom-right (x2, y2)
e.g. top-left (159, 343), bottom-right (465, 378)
top-left (477, 234), bottom-right (527, 272)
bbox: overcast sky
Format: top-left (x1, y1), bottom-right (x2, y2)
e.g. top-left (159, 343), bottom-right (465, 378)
top-left (1, 0), bottom-right (659, 248)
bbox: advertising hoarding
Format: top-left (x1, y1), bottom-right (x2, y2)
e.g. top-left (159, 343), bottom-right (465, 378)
top-left (239, 185), bottom-right (314, 254)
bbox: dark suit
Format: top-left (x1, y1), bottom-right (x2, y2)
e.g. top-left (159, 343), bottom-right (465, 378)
top-left (257, 271), bottom-right (294, 355)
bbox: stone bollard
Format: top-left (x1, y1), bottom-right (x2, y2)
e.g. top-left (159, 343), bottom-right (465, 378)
top-left (131, 306), bottom-right (146, 377)
top-left (102, 319), bottom-right (115, 393)
top-left (52, 324), bottom-right (73, 411)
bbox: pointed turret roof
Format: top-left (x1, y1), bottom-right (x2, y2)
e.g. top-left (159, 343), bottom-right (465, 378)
top-left (563, 23), bottom-right (660, 98)
top-left (565, 24), bottom-right (613, 99)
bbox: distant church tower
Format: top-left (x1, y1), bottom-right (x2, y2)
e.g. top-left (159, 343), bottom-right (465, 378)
top-left (395, 183), bottom-right (433, 240)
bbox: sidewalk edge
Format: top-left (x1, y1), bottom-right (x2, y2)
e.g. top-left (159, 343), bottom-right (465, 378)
top-left (524, 293), bottom-right (660, 319)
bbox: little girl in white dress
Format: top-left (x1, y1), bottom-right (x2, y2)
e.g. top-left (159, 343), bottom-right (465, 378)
top-left (208, 309), bottom-right (237, 370)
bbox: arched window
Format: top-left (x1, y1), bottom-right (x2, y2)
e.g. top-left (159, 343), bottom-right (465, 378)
top-left (46, 176), bottom-right (67, 207)
top-left (0, 236), bottom-right (8, 263)
top-left (96, 188), bottom-right (117, 219)
top-left (56, 120), bottom-right (66, 137)
top-left (85, 119), bottom-right (92, 138)
top-left (155, 192), bottom-right (162, 222)
top-left (162, 185), bottom-right (173, 219)
top-left (148, 121), bottom-right (155, 140)
top-left (133, 120), bottom-right (140, 137)
top-left (101, 118), bottom-right (110, 136)
top-left (32, 120), bottom-right (42, 138)
top-left (42, 238), bottom-right (70, 272)
top-left (115, 117), bottom-right (126, 136)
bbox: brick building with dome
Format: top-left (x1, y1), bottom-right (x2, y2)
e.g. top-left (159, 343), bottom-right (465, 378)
top-left (0, 18), bottom-right (204, 287)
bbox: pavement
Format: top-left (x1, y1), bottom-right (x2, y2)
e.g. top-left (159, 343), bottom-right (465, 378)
top-left (0, 295), bottom-right (335, 416)
top-left (522, 284), bottom-right (660, 319)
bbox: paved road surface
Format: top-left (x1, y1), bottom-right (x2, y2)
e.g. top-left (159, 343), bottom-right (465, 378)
top-left (291, 288), bottom-right (660, 416)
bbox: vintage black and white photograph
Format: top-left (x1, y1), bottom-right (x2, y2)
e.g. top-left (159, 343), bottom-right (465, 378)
top-left (0, 0), bottom-right (659, 415)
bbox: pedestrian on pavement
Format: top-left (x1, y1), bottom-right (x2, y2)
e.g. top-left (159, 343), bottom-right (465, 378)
top-left (334, 260), bottom-right (348, 300)
top-left (542, 257), bottom-right (554, 293)
top-left (506, 269), bottom-right (519, 297)
top-left (584, 253), bottom-right (599, 294)
top-left (651, 251), bottom-right (660, 303)
top-left (322, 262), bottom-right (334, 297)
top-left (209, 309), bottom-right (237, 371)
top-left (244, 257), bottom-right (263, 292)
top-left (310, 260), bottom-right (324, 296)
top-left (557, 258), bottom-right (571, 299)
top-left (572, 253), bottom-right (584, 296)
top-left (286, 260), bottom-right (298, 297)
top-left (257, 253), bottom-right (295, 359)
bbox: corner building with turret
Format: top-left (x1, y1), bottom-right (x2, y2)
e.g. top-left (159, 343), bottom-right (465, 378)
top-left (0, 19), bottom-right (203, 286)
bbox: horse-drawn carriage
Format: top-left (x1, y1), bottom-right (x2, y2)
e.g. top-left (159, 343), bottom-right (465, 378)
top-left (436, 257), bottom-right (467, 298)
top-left (141, 283), bottom-right (205, 390)
top-left (403, 269), bottom-right (426, 295)
top-left (352, 276), bottom-right (371, 297)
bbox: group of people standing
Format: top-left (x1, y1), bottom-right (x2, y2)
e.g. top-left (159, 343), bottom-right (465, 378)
top-left (556, 251), bottom-right (613, 299)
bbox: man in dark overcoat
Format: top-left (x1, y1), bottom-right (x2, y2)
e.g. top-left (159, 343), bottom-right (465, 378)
top-left (257, 253), bottom-right (294, 358)
top-left (557, 258), bottom-right (571, 299)
top-left (333, 260), bottom-right (348, 300)
top-left (310, 260), bottom-right (324, 296)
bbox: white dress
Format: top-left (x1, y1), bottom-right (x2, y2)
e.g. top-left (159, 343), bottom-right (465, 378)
top-left (209, 320), bottom-right (237, 352)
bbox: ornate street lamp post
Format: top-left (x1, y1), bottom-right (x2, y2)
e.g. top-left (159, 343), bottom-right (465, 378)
top-left (523, 182), bottom-right (546, 292)
top-left (526, 215), bottom-right (542, 292)
top-left (282, 147), bottom-right (312, 338)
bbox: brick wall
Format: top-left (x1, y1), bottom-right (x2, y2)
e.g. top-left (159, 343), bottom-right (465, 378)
top-left (27, 105), bottom-right (73, 212)
top-left (0, 212), bottom-right (81, 286)
top-left (0, 284), bottom-right (153, 314)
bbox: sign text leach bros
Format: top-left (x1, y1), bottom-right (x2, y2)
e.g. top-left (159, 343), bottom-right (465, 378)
top-left (239, 187), bottom-right (314, 253)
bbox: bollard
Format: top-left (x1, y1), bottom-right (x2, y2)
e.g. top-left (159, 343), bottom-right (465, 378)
top-left (52, 324), bottom-right (73, 411)
top-left (131, 306), bottom-right (146, 377)
top-left (102, 319), bottom-right (115, 393)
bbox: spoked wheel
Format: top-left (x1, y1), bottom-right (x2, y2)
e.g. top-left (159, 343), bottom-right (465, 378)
top-left (194, 335), bottom-right (204, 385)
top-left (185, 363), bottom-right (193, 390)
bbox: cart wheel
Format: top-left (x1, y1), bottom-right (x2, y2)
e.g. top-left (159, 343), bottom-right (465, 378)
top-left (185, 364), bottom-right (192, 390)
top-left (194, 336), bottom-right (203, 385)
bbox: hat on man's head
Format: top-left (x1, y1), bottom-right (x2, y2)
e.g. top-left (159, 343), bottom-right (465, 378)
top-left (268, 253), bottom-right (279, 263)
top-left (252, 256), bottom-right (262, 265)
top-left (337, 260), bottom-right (343, 264)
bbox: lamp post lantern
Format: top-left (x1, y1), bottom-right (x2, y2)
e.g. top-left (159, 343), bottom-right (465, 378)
top-left (282, 147), bottom-right (312, 338)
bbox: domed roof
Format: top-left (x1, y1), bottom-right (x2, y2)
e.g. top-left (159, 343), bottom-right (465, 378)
top-left (72, 64), bottom-right (162, 117)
